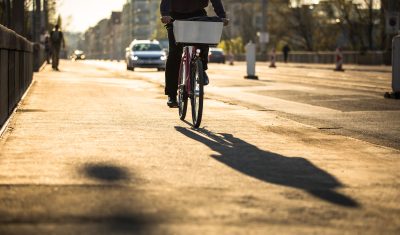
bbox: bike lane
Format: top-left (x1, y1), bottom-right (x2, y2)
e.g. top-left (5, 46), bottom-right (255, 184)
top-left (0, 60), bottom-right (399, 234)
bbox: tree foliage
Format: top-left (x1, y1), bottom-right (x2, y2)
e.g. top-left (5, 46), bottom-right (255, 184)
top-left (224, 0), bottom-right (389, 52)
top-left (219, 37), bottom-right (245, 54)
top-left (152, 11), bottom-right (167, 40)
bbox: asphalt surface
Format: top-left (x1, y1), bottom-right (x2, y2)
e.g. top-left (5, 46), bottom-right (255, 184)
top-left (0, 60), bottom-right (399, 234)
top-left (110, 61), bottom-right (399, 150)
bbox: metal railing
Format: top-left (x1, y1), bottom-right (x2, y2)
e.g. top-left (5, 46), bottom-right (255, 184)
top-left (233, 51), bottom-right (387, 65)
top-left (0, 24), bottom-right (43, 128)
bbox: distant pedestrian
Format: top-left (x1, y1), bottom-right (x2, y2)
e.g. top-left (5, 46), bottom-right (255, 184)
top-left (50, 25), bottom-right (65, 71)
top-left (40, 29), bottom-right (51, 64)
top-left (44, 35), bottom-right (51, 64)
top-left (282, 44), bottom-right (290, 63)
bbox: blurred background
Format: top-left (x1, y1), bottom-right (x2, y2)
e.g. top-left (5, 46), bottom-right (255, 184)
top-left (0, 0), bottom-right (399, 64)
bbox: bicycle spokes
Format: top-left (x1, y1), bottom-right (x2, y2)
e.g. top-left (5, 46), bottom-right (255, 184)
top-left (178, 60), bottom-right (188, 120)
top-left (191, 59), bottom-right (204, 128)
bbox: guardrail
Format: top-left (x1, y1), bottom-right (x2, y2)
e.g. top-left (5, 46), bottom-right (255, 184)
top-left (0, 24), bottom-right (44, 128)
top-left (392, 36), bottom-right (400, 95)
top-left (234, 51), bottom-right (386, 65)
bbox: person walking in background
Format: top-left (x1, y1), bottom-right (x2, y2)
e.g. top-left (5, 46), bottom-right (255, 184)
top-left (40, 29), bottom-right (51, 64)
top-left (44, 33), bottom-right (51, 64)
top-left (50, 24), bottom-right (65, 71)
top-left (282, 44), bottom-right (290, 63)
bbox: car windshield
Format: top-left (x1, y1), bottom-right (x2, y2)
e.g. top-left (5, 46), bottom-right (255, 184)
top-left (132, 43), bottom-right (162, 51)
top-left (211, 51), bottom-right (223, 56)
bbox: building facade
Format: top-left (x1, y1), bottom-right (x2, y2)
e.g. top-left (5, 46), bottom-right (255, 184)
top-left (83, 0), bottom-right (159, 60)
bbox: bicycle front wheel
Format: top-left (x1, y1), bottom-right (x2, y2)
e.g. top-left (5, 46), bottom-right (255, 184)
top-left (190, 59), bottom-right (204, 128)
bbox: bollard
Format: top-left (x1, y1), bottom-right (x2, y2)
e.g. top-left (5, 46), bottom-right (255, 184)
top-left (334, 47), bottom-right (345, 71)
top-left (244, 41), bottom-right (258, 79)
top-left (269, 48), bottom-right (277, 68)
top-left (385, 35), bottom-right (400, 99)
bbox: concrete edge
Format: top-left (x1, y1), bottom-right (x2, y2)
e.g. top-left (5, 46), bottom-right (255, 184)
top-left (0, 80), bottom-right (36, 139)
top-left (37, 61), bottom-right (47, 72)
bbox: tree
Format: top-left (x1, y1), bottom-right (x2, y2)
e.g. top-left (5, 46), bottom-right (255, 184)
top-left (152, 11), bottom-right (167, 40)
top-left (290, 5), bottom-right (315, 51)
top-left (47, 0), bottom-right (58, 29)
top-left (324, 0), bottom-right (382, 51)
top-left (0, 0), bottom-right (11, 27)
top-left (11, 0), bottom-right (25, 34)
top-left (364, 0), bottom-right (376, 49)
top-left (219, 37), bottom-right (245, 54)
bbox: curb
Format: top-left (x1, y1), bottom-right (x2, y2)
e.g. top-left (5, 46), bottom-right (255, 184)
top-left (0, 80), bottom-right (36, 138)
top-left (37, 62), bottom-right (47, 72)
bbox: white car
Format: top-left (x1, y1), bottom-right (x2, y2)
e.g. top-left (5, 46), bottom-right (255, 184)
top-left (125, 40), bottom-right (167, 71)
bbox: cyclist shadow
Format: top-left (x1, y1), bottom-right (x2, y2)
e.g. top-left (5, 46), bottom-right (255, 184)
top-left (175, 126), bottom-right (359, 208)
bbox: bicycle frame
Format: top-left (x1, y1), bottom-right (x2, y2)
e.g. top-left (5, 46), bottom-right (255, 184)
top-left (180, 46), bottom-right (201, 96)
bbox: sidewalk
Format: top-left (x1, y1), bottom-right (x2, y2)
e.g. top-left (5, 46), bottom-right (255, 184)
top-left (0, 61), bottom-right (399, 234)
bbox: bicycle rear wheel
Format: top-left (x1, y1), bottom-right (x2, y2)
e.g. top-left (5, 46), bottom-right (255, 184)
top-left (190, 59), bottom-right (204, 128)
top-left (178, 59), bottom-right (188, 120)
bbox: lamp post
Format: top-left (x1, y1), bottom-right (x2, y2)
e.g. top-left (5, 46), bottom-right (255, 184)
top-left (3, 0), bottom-right (11, 27)
top-left (35, 0), bottom-right (41, 42)
top-left (32, 0), bottom-right (42, 42)
top-left (44, 0), bottom-right (49, 31)
top-left (11, 0), bottom-right (24, 35)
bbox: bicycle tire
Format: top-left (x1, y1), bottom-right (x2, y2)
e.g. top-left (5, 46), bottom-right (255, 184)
top-left (178, 59), bottom-right (188, 120)
top-left (191, 59), bottom-right (204, 128)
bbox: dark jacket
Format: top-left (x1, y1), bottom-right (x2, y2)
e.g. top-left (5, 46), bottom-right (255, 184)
top-left (50, 30), bottom-right (64, 48)
top-left (160, 0), bottom-right (226, 18)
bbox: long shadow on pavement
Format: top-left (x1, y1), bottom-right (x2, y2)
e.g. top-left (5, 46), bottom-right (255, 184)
top-left (77, 163), bottom-right (163, 234)
top-left (84, 163), bottom-right (130, 182)
top-left (175, 126), bottom-right (359, 208)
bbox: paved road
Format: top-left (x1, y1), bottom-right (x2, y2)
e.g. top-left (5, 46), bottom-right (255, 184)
top-left (0, 61), bottom-right (399, 234)
top-left (103, 61), bottom-right (398, 150)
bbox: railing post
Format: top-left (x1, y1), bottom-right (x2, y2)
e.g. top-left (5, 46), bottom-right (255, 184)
top-left (0, 47), bottom-right (8, 126)
top-left (8, 33), bottom-right (15, 115)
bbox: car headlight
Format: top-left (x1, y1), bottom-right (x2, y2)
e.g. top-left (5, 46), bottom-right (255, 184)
top-left (132, 56), bottom-right (139, 61)
top-left (160, 55), bottom-right (167, 61)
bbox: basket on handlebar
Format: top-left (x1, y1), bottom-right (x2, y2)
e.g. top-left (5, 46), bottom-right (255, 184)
top-left (173, 17), bottom-right (224, 46)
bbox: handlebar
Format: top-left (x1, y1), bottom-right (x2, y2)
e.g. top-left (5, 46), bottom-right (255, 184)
top-left (161, 16), bottom-right (229, 26)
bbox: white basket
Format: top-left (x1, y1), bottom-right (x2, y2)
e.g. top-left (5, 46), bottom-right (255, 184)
top-left (173, 20), bottom-right (224, 45)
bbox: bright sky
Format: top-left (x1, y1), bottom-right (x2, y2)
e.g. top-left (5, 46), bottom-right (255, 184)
top-left (57, 0), bottom-right (126, 32)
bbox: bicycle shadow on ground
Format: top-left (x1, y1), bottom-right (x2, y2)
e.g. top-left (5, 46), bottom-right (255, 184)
top-left (175, 126), bottom-right (359, 208)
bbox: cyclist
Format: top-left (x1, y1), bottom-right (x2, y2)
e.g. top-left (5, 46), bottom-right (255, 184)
top-left (160, 0), bottom-right (229, 108)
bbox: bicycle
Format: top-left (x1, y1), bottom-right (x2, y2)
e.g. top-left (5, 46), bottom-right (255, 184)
top-left (177, 45), bottom-right (204, 128)
top-left (173, 17), bottom-right (224, 128)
